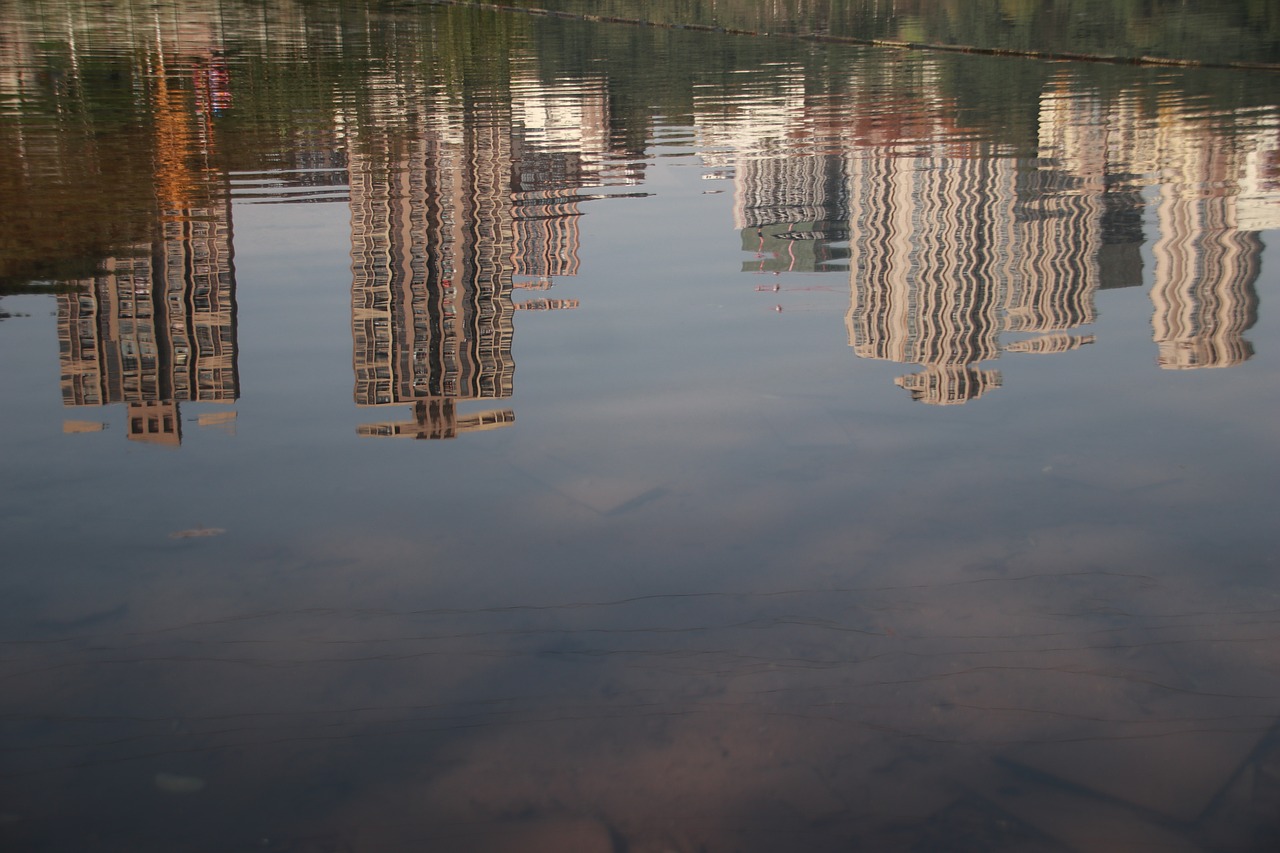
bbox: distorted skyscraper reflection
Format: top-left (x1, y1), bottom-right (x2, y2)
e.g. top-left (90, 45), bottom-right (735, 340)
top-left (348, 72), bottom-right (631, 439)
top-left (717, 68), bottom-right (1274, 403)
top-left (1148, 125), bottom-right (1263, 370)
top-left (348, 101), bottom-right (518, 440)
top-left (845, 153), bottom-right (1015, 405)
top-left (58, 206), bottom-right (237, 445)
top-left (57, 56), bottom-right (236, 444)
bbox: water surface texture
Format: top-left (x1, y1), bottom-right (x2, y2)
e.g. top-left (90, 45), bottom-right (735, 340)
top-left (2, 2), bottom-right (1279, 851)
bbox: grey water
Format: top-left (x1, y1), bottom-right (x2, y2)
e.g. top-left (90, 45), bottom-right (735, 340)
top-left (1, 1), bottom-right (1279, 850)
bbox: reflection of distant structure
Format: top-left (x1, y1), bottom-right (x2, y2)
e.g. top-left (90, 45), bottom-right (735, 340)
top-left (742, 220), bottom-right (849, 274)
top-left (1037, 81), bottom-right (1144, 294)
top-left (1004, 167), bottom-right (1100, 335)
top-left (512, 183), bottom-right (582, 280)
top-left (734, 155), bottom-right (850, 234)
top-left (694, 67), bottom-right (855, 274)
top-left (895, 366), bottom-right (1003, 406)
top-left (57, 202), bottom-right (237, 444)
top-left (357, 399), bottom-right (515, 440)
top-left (514, 298), bottom-right (580, 311)
top-left (509, 69), bottom-right (642, 283)
top-left (1151, 192), bottom-right (1260, 369)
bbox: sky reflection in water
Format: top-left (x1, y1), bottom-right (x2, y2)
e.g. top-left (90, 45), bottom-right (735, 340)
top-left (1, 2), bottom-right (1279, 851)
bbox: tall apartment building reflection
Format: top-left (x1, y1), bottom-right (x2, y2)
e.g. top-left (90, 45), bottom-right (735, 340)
top-left (57, 61), bottom-right (236, 444)
top-left (713, 69), bottom-right (1274, 402)
top-left (842, 79), bottom-right (1273, 400)
top-left (840, 82), bottom-right (1117, 404)
top-left (348, 104), bottom-right (517, 440)
top-left (1145, 116), bottom-right (1264, 370)
top-left (844, 153), bottom-right (1013, 405)
top-left (1151, 190), bottom-right (1261, 369)
top-left (58, 204), bottom-right (237, 444)
top-left (1056, 86), bottom-right (1268, 371)
top-left (700, 71), bottom-right (1116, 405)
top-left (350, 74), bottom-right (616, 439)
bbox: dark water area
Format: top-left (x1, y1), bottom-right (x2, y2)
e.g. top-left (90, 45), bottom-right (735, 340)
top-left (1, 1), bottom-right (1279, 851)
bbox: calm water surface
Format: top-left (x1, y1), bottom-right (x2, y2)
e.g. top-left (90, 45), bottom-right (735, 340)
top-left (2, 2), bottom-right (1279, 851)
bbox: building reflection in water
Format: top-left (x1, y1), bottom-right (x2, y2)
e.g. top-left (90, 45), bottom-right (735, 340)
top-left (57, 52), bottom-right (237, 445)
top-left (347, 70), bottom-right (631, 439)
top-left (845, 154), bottom-right (1013, 406)
top-left (714, 68), bottom-right (1274, 403)
top-left (1148, 115), bottom-right (1265, 370)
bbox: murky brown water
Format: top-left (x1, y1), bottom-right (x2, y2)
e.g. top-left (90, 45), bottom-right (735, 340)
top-left (2, 2), bottom-right (1279, 851)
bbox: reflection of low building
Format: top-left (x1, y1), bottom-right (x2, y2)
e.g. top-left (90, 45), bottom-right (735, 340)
top-left (356, 399), bottom-right (514, 440)
top-left (895, 365), bottom-right (1002, 406)
top-left (513, 298), bottom-right (580, 311)
top-left (126, 400), bottom-right (182, 446)
top-left (1005, 333), bottom-right (1095, 355)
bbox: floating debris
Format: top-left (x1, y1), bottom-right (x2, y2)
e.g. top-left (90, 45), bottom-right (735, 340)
top-left (154, 772), bottom-right (205, 794)
top-left (169, 526), bottom-right (226, 540)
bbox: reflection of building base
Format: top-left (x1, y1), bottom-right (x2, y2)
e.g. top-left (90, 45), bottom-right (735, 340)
top-left (357, 398), bottom-right (515, 440)
top-left (513, 298), bottom-right (579, 311)
top-left (514, 276), bottom-right (555, 291)
top-left (1005, 334), bottom-right (1095, 355)
top-left (894, 365), bottom-right (1002, 406)
top-left (1157, 339), bottom-right (1255, 370)
top-left (127, 400), bottom-right (182, 446)
top-left (62, 402), bottom-right (236, 445)
top-left (63, 420), bottom-right (107, 434)
top-left (197, 409), bottom-right (237, 429)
